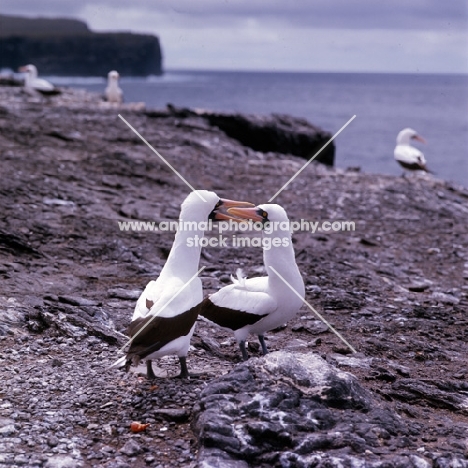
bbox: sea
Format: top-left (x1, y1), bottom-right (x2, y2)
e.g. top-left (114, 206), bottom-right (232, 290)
top-left (49, 71), bottom-right (468, 186)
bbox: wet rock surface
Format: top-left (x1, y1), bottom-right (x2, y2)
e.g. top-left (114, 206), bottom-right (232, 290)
top-left (0, 86), bottom-right (467, 467)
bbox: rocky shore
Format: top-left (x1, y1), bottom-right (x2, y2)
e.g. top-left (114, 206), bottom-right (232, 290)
top-left (0, 86), bottom-right (467, 467)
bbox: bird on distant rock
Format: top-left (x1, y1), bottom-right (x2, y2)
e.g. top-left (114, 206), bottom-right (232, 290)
top-left (110, 190), bottom-right (254, 379)
top-left (104, 70), bottom-right (123, 104)
top-left (18, 64), bottom-right (59, 95)
top-left (198, 203), bottom-right (305, 361)
top-left (394, 128), bottom-right (431, 173)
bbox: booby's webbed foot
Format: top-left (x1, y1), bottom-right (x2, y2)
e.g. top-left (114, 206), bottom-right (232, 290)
top-left (258, 335), bottom-right (269, 356)
top-left (239, 341), bottom-right (249, 361)
top-left (146, 360), bottom-right (157, 380)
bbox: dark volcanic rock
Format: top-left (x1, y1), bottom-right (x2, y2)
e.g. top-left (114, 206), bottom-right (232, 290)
top-left (203, 112), bottom-right (335, 166)
top-left (193, 351), bottom-right (444, 467)
top-left (387, 378), bottom-right (468, 413)
top-left (26, 305), bottom-right (121, 344)
top-left (154, 105), bottom-right (335, 166)
top-left (0, 229), bottom-right (42, 256)
top-left (153, 408), bottom-right (190, 422)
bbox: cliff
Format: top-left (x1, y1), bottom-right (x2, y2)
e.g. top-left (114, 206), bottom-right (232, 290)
top-left (0, 14), bottom-right (162, 76)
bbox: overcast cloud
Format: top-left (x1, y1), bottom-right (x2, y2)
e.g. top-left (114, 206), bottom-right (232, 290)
top-left (1, 0), bottom-right (467, 73)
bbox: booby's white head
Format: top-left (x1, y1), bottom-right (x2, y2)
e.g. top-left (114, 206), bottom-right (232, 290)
top-left (257, 204), bottom-right (288, 223)
top-left (108, 70), bottom-right (120, 82)
top-left (179, 190), bottom-right (254, 222)
top-left (19, 64), bottom-right (38, 80)
top-left (396, 128), bottom-right (426, 146)
top-left (179, 190), bottom-right (221, 222)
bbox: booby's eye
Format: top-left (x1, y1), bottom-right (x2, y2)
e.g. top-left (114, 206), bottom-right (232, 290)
top-left (215, 200), bottom-right (222, 208)
top-left (256, 208), bottom-right (269, 221)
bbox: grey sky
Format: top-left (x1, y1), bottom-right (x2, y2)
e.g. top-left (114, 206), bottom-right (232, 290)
top-left (2, 0), bottom-right (467, 73)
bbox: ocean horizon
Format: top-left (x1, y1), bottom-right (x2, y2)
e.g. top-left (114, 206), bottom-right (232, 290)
top-left (42, 70), bottom-right (468, 186)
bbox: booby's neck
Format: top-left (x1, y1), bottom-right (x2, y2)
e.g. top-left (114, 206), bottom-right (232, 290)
top-left (263, 226), bottom-right (303, 295)
top-left (397, 141), bottom-right (413, 147)
top-left (25, 71), bottom-right (36, 87)
top-left (159, 221), bottom-right (205, 281)
top-left (108, 79), bottom-right (120, 89)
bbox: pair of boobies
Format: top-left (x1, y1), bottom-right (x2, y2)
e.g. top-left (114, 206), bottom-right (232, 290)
top-left (18, 65), bottom-right (123, 103)
top-left (111, 190), bottom-right (304, 379)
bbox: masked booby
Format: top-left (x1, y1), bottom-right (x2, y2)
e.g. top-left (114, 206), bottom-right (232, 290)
top-left (110, 190), bottom-right (253, 378)
top-left (104, 70), bottom-right (123, 104)
top-left (18, 64), bottom-right (58, 95)
top-left (199, 203), bottom-right (305, 360)
top-left (394, 128), bottom-right (430, 173)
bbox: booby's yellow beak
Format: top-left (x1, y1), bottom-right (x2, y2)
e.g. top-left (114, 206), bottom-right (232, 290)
top-left (212, 199), bottom-right (255, 221)
top-left (226, 206), bottom-right (265, 222)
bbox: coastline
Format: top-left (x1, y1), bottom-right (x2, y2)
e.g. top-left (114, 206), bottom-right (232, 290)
top-left (22, 70), bottom-right (467, 187)
top-left (0, 86), bottom-right (467, 467)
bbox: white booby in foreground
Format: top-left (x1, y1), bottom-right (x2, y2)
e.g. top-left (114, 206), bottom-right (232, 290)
top-left (199, 204), bottom-right (305, 360)
top-left (394, 128), bottom-right (430, 173)
top-left (18, 64), bottom-right (58, 95)
top-left (104, 70), bottom-right (123, 104)
top-left (111, 190), bottom-right (253, 379)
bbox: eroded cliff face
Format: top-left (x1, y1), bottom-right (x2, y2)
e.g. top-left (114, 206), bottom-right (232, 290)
top-left (0, 14), bottom-right (163, 76)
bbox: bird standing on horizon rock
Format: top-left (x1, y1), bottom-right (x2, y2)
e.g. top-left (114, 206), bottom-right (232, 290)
top-left (18, 64), bottom-right (58, 95)
top-left (198, 203), bottom-right (305, 361)
top-left (110, 190), bottom-right (254, 379)
top-left (104, 70), bottom-right (123, 104)
top-left (394, 128), bottom-right (431, 173)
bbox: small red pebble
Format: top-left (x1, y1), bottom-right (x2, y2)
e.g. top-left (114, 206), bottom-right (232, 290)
top-left (130, 421), bottom-right (150, 433)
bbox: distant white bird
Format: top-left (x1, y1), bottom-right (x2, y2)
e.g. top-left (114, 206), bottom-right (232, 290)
top-left (394, 128), bottom-right (430, 173)
top-left (18, 64), bottom-right (58, 95)
top-left (110, 190), bottom-right (254, 379)
top-left (104, 70), bottom-right (123, 104)
top-left (198, 204), bottom-right (305, 360)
